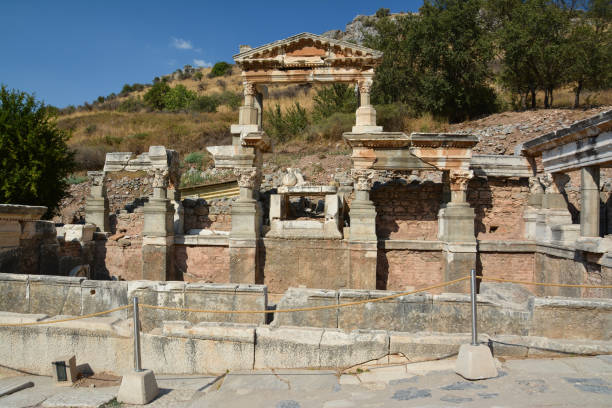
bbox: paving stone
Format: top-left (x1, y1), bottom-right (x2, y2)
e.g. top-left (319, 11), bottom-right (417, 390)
top-left (41, 388), bottom-right (117, 408)
top-left (219, 371), bottom-right (289, 395)
top-left (478, 392), bottom-right (499, 399)
top-left (440, 380), bottom-right (487, 391)
top-left (274, 370), bottom-right (337, 391)
top-left (440, 395), bottom-right (473, 403)
top-left (596, 355), bottom-right (612, 365)
top-left (276, 400), bottom-right (301, 408)
top-left (564, 378), bottom-right (612, 395)
top-left (388, 376), bottom-right (418, 386)
top-left (516, 379), bottom-right (548, 394)
top-left (391, 387), bottom-right (431, 401)
top-left (322, 400), bottom-right (355, 408)
top-left (338, 375), bottom-right (360, 385)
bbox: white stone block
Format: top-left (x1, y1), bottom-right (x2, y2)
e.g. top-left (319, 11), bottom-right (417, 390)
top-left (117, 369), bottom-right (159, 405)
top-left (454, 344), bottom-right (498, 380)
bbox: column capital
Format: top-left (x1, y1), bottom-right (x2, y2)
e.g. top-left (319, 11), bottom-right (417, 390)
top-left (351, 168), bottom-right (378, 191)
top-left (149, 168), bottom-right (169, 189)
top-left (87, 171), bottom-right (106, 186)
top-left (234, 166), bottom-right (260, 189)
top-left (449, 170), bottom-right (473, 192)
top-left (358, 79), bottom-right (373, 94)
top-left (243, 82), bottom-right (257, 96)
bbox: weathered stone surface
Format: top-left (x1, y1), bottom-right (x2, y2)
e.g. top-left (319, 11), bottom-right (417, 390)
top-left (390, 332), bottom-right (471, 362)
top-left (254, 326), bottom-right (324, 369)
top-left (272, 288), bottom-right (338, 328)
top-left (28, 275), bottom-right (84, 316)
top-left (319, 329), bottom-right (388, 368)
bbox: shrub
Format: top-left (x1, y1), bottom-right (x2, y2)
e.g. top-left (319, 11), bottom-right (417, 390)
top-left (183, 151), bottom-right (205, 168)
top-left (193, 71), bottom-right (203, 81)
top-left (209, 62), bottom-right (232, 78)
top-left (217, 91), bottom-right (241, 110)
top-left (118, 97), bottom-right (145, 112)
top-left (66, 174), bottom-right (88, 184)
top-left (189, 95), bottom-right (220, 112)
top-left (0, 85), bottom-right (75, 218)
top-left (375, 103), bottom-right (411, 132)
top-left (73, 145), bottom-right (108, 171)
top-left (163, 85), bottom-right (197, 111)
top-left (312, 84), bottom-right (357, 121)
top-left (85, 124), bottom-right (97, 135)
top-left (143, 81), bottom-right (171, 110)
top-left (120, 84), bottom-right (133, 94)
top-left (264, 102), bottom-right (309, 142)
top-left (304, 112), bottom-right (353, 141)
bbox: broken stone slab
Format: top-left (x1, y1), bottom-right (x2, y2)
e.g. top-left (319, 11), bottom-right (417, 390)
top-left (63, 224), bottom-right (96, 242)
top-left (0, 311), bottom-right (49, 325)
top-left (479, 282), bottom-right (534, 311)
top-left (390, 332), bottom-right (472, 362)
top-left (41, 387), bottom-right (118, 408)
top-left (277, 185), bottom-right (338, 195)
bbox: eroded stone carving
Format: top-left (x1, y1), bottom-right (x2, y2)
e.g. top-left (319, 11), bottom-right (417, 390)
top-left (149, 168), bottom-right (169, 189)
top-left (243, 82), bottom-right (257, 96)
top-left (234, 167), bottom-right (260, 189)
top-left (538, 173), bottom-right (569, 194)
top-left (449, 170), bottom-right (474, 191)
top-left (529, 176), bottom-right (544, 194)
top-left (358, 79), bottom-right (372, 95)
top-left (351, 169), bottom-right (377, 191)
top-left (281, 168), bottom-right (306, 187)
top-left (87, 171), bottom-right (106, 186)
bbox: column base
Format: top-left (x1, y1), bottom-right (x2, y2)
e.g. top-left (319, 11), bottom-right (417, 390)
top-left (348, 200), bottom-right (377, 242)
top-left (438, 203), bottom-right (476, 243)
top-left (229, 238), bottom-right (260, 284)
top-left (85, 197), bottom-right (109, 232)
top-left (142, 243), bottom-right (174, 281)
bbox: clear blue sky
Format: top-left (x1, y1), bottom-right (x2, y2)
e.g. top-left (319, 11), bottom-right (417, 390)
top-left (1, 1), bottom-right (423, 108)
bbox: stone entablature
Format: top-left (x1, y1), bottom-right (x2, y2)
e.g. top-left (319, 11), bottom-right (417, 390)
top-left (233, 32), bottom-right (382, 84)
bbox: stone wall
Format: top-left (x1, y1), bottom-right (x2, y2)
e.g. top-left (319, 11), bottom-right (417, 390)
top-left (175, 245), bottom-right (230, 282)
top-left (261, 239), bottom-right (350, 293)
top-left (535, 252), bottom-right (612, 298)
top-left (183, 197), bottom-right (232, 232)
top-left (0, 272), bottom-right (267, 331)
top-left (372, 180), bottom-right (442, 241)
top-left (479, 252), bottom-right (535, 292)
top-left (469, 177), bottom-right (529, 241)
top-left (377, 249), bottom-right (443, 291)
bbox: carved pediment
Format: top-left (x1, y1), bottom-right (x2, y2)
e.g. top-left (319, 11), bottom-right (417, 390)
top-left (233, 33), bottom-right (382, 70)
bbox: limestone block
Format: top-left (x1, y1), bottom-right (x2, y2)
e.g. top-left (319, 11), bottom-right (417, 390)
top-left (530, 297), bottom-right (612, 341)
top-left (117, 369), bottom-right (159, 405)
top-left (272, 288), bottom-right (338, 328)
top-left (81, 280), bottom-right (129, 319)
top-left (229, 243), bottom-right (259, 284)
top-left (0, 272), bottom-right (29, 313)
top-left (234, 284), bottom-right (267, 325)
top-left (0, 221), bottom-right (21, 248)
top-left (551, 224), bottom-right (580, 243)
top-left (20, 220), bottom-right (55, 241)
top-left (254, 326), bottom-right (324, 369)
top-left (319, 329), bottom-right (389, 368)
top-left (269, 194), bottom-right (284, 221)
top-left (348, 201), bottom-right (377, 242)
top-left (128, 281), bottom-right (185, 331)
top-left (338, 290), bottom-right (432, 332)
top-left (431, 293), bottom-right (531, 336)
top-left (183, 283), bottom-right (236, 325)
top-left (155, 321), bottom-right (256, 373)
top-left (28, 275), bottom-right (84, 316)
top-left (239, 106), bottom-right (259, 126)
top-left (0, 247), bottom-right (21, 275)
top-left (390, 332), bottom-right (472, 362)
top-left (63, 224), bottom-right (96, 242)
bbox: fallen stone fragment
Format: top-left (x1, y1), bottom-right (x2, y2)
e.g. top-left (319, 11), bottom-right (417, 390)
top-left (0, 379), bottom-right (34, 398)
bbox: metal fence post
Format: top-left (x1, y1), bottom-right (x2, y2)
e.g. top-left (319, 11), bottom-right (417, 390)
top-left (133, 297), bottom-right (142, 372)
top-left (470, 269), bottom-right (478, 346)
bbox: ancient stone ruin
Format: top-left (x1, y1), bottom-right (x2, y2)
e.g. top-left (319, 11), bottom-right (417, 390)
top-left (1, 33), bottom-right (611, 299)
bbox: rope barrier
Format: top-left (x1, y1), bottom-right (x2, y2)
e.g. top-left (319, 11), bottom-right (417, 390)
top-left (1, 274), bottom-right (610, 328)
top-left (478, 276), bottom-right (612, 289)
top-left (0, 305), bottom-right (131, 327)
top-left (139, 276), bottom-right (471, 314)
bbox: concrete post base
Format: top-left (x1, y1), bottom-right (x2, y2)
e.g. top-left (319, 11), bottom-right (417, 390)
top-left (117, 369), bottom-right (159, 405)
top-left (454, 344), bottom-right (498, 380)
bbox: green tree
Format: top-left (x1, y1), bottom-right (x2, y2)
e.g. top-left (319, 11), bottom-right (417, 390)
top-left (0, 86), bottom-right (75, 218)
top-left (367, 0), bottom-right (497, 121)
top-left (312, 84), bottom-right (357, 121)
top-left (143, 81), bottom-right (171, 110)
top-left (162, 85), bottom-right (197, 111)
top-left (209, 62), bottom-right (232, 78)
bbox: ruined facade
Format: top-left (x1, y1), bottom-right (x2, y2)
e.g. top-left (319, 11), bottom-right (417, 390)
top-left (0, 33), bottom-right (611, 300)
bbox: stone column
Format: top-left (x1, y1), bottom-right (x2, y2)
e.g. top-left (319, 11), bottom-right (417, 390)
top-left (85, 171), bottom-right (110, 232)
top-left (580, 166), bottom-right (600, 237)
top-left (524, 176), bottom-right (543, 240)
top-left (352, 80), bottom-right (382, 133)
top-left (237, 82), bottom-right (260, 136)
top-left (535, 173), bottom-right (573, 242)
top-left (229, 166), bottom-right (262, 284)
top-left (142, 169), bottom-right (175, 281)
top-left (440, 170), bottom-right (476, 292)
top-left (347, 169), bottom-right (378, 289)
